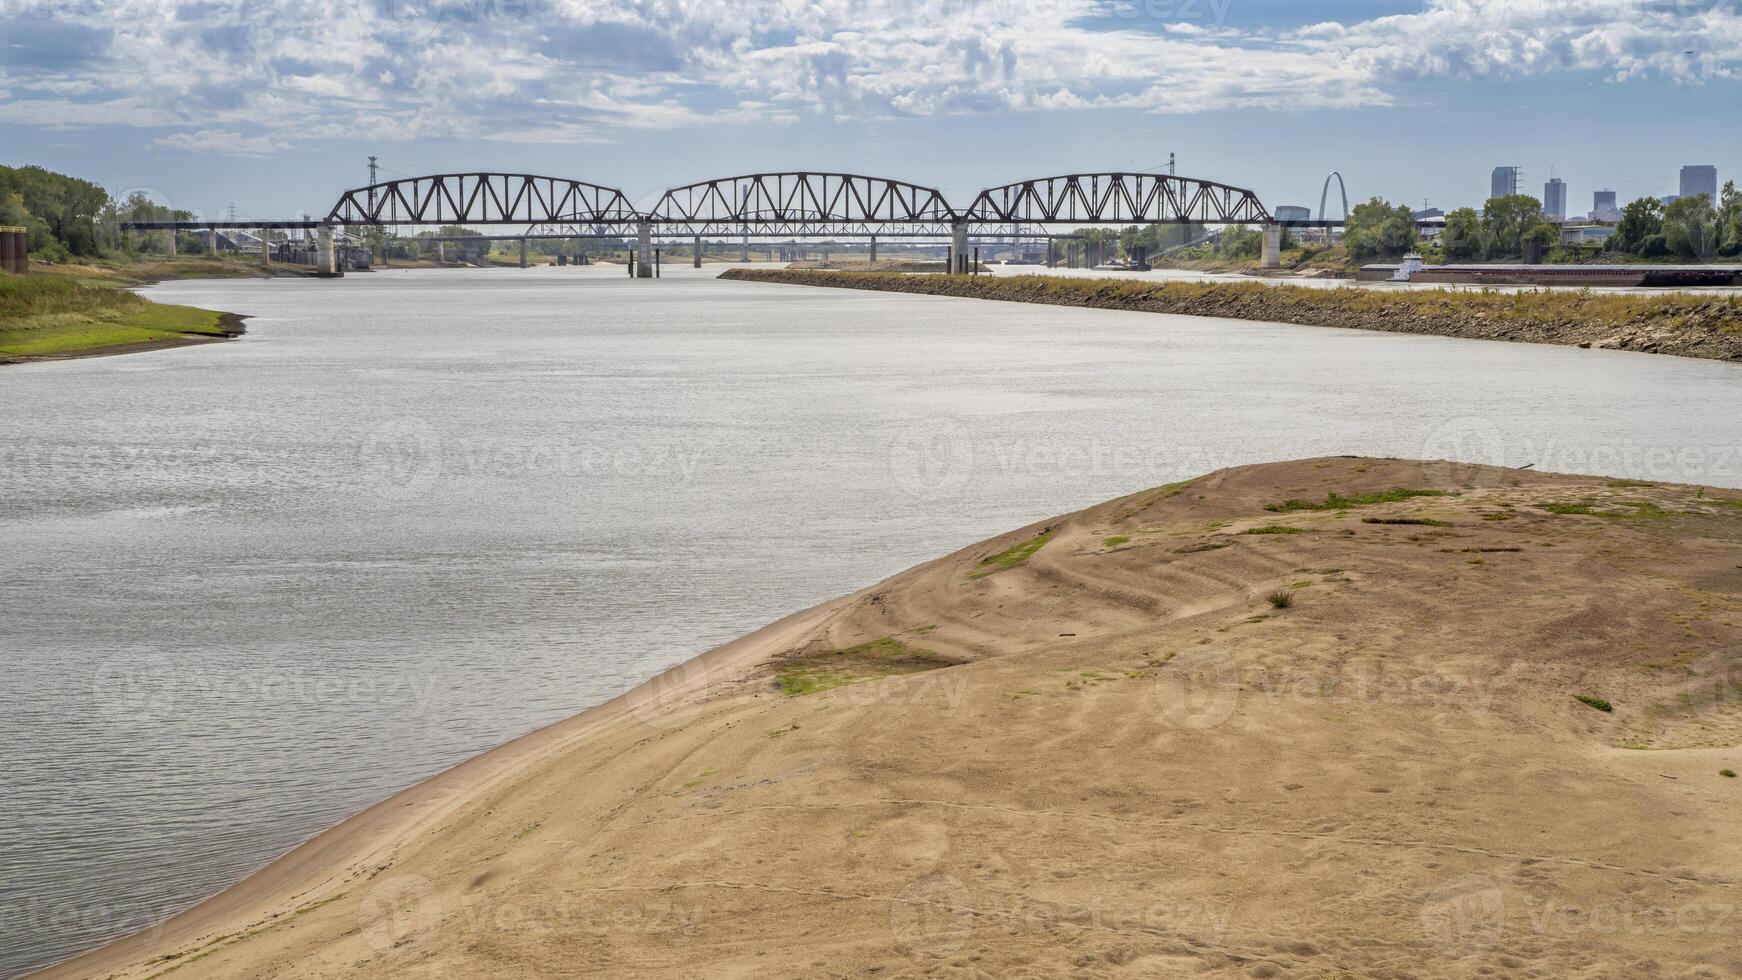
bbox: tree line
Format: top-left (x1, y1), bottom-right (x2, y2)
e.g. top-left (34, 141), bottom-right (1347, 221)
top-left (0, 164), bottom-right (199, 262)
top-left (1344, 183), bottom-right (1742, 262)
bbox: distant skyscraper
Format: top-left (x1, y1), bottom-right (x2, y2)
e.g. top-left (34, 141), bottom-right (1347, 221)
top-left (1543, 178), bottom-right (1566, 220)
top-left (1680, 165), bottom-right (1718, 203)
top-left (1593, 189), bottom-right (1617, 211)
top-left (1491, 166), bottom-right (1520, 200)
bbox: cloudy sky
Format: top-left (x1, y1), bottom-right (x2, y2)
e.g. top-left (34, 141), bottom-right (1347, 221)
top-left (2, 0), bottom-right (1739, 218)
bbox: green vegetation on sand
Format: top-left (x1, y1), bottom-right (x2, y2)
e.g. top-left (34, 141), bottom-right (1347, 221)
top-left (0, 274), bottom-right (240, 360)
top-left (1266, 488), bottom-right (1452, 513)
top-left (774, 636), bottom-right (961, 696)
top-left (968, 530), bottom-right (1054, 579)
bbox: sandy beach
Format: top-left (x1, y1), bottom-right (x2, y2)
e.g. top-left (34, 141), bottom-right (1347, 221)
top-left (40, 457), bottom-right (1742, 979)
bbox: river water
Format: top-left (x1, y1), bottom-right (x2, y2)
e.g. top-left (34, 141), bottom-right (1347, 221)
top-left (3, 265), bottom-right (1740, 977)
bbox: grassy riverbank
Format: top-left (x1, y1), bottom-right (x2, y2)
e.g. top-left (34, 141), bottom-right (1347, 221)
top-left (721, 268), bottom-right (1742, 362)
top-left (0, 274), bottom-right (243, 362)
top-left (37, 253), bottom-right (318, 287)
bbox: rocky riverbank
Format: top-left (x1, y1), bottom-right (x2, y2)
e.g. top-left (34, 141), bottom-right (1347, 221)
top-left (720, 269), bottom-right (1742, 362)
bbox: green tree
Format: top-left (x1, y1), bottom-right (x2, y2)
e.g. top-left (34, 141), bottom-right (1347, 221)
top-left (1342, 197), bottom-right (1417, 260)
top-left (1663, 194), bottom-right (1719, 260)
top-left (0, 165), bottom-right (110, 256)
top-left (1610, 197), bottom-right (1663, 255)
top-left (1439, 207), bottom-right (1482, 261)
top-left (1718, 181), bottom-right (1742, 258)
top-left (1478, 194), bottom-right (1553, 258)
top-left (1216, 228), bottom-right (1263, 259)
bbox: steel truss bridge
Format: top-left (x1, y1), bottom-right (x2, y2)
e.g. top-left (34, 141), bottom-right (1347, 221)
top-left (121, 170), bottom-right (1422, 273)
top-left (314, 170), bottom-right (1277, 237)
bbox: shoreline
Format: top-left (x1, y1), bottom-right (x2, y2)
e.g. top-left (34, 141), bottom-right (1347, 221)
top-left (2, 267), bottom-right (254, 364)
top-left (31, 588), bottom-right (864, 979)
top-left (0, 311), bottom-right (247, 365)
top-left (720, 268), bottom-right (1742, 363)
top-left (32, 456), bottom-right (1742, 977)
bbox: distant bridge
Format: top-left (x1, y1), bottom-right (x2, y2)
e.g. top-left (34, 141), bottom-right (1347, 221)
top-left (121, 168), bottom-right (1434, 274)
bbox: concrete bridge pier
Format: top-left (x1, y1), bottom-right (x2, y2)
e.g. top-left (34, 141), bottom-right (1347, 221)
top-left (740, 231), bottom-right (750, 262)
top-left (868, 235), bottom-right (877, 265)
top-left (950, 221), bottom-right (968, 274)
top-left (636, 222), bottom-right (654, 278)
top-left (207, 226), bottom-right (217, 257)
top-left (318, 223), bottom-right (337, 275)
top-left (1261, 224), bottom-right (1283, 269)
top-left (260, 229), bottom-right (270, 267)
top-left (167, 228), bottom-right (176, 257)
top-left (519, 238), bottom-right (528, 269)
top-left (693, 235), bottom-right (703, 268)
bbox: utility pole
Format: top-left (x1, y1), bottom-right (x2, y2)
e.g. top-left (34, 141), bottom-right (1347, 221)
top-left (366, 156), bottom-right (382, 262)
top-left (1168, 153), bottom-right (1176, 176)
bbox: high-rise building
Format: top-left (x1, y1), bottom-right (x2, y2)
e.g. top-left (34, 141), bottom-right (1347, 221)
top-left (1491, 166), bottom-right (1520, 200)
top-left (1679, 165), bottom-right (1718, 204)
top-left (1593, 189), bottom-right (1617, 211)
top-left (1543, 178), bottom-right (1566, 220)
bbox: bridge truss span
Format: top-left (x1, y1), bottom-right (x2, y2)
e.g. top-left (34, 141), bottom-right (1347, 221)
top-left (963, 172), bottom-right (1270, 225)
top-left (326, 173), bottom-right (639, 226)
top-left (644, 172), bottom-right (958, 226)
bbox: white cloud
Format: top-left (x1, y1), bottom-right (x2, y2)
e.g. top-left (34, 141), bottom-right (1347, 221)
top-left (0, 0), bottom-right (1735, 148)
top-left (152, 129), bottom-right (292, 157)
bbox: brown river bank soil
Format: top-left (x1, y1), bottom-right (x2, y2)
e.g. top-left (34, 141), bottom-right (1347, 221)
top-left (42, 458), bottom-right (1742, 979)
top-left (720, 269), bottom-right (1742, 363)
